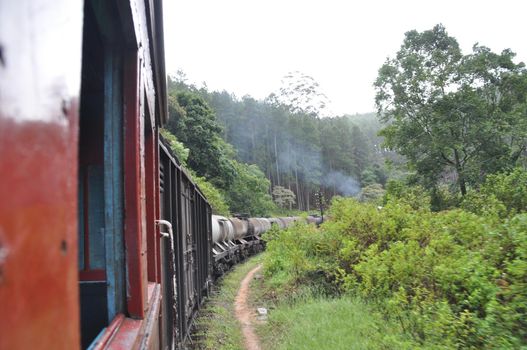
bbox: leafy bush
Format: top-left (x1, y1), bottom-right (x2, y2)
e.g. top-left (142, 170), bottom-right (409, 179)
top-left (383, 180), bottom-right (431, 210)
top-left (225, 161), bottom-right (276, 216)
top-left (462, 167), bottom-right (527, 218)
top-left (160, 128), bottom-right (189, 165)
top-left (430, 185), bottom-right (461, 211)
top-left (160, 129), bottom-right (230, 215)
top-left (359, 183), bottom-right (385, 203)
top-left (264, 195), bottom-right (527, 348)
top-left (193, 174), bottom-right (230, 216)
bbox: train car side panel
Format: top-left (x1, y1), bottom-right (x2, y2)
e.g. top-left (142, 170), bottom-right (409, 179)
top-left (0, 1), bottom-right (84, 349)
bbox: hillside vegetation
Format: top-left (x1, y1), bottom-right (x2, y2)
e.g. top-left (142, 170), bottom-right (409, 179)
top-left (166, 74), bottom-right (397, 213)
top-left (262, 168), bottom-right (527, 349)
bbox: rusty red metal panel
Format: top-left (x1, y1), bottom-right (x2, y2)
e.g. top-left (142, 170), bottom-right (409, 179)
top-left (124, 50), bottom-right (147, 318)
top-left (154, 129), bottom-right (162, 281)
top-left (93, 285), bottom-right (161, 350)
top-left (0, 1), bottom-right (84, 349)
top-left (145, 122), bottom-right (159, 283)
top-left (91, 314), bottom-right (126, 350)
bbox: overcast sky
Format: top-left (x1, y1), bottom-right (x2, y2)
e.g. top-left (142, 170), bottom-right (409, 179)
top-left (163, 0), bottom-right (527, 116)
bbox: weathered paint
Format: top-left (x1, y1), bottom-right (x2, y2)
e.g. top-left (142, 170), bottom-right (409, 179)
top-left (146, 123), bottom-right (159, 283)
top-left (90, 0), bottom-right (166, 348)
top-left (124, 50), bottom-right (148, 318)
top-left (0, 1), bottom-right (84, 348)
top-left (92, 285), bottom-right (162, 350)
top-left (104, 44), bottom-right (125, 322)
top-left (154, 129), bottom-right (162, 280)
top-left (83, 164), bottom-right (106, 271)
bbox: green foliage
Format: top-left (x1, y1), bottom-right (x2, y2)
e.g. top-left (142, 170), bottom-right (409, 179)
top-left (264, 195), bottom-right (527, 348)
top-left (166, 90), bottom-right (236, 189)
top-left (159, 128), bottom-right (189, 165)
top-left (225, 161), bottom-right (276, 216)
top-left (166, 82), bottom-right (280, 216)
top-left (359, 183), bottom-right (385, 203)
top-left (260, 297), bottom-right (424, 350)
top-left (192, 174), bottom-right (230, 216)
top-left (462, 167), bottom-right (527, 218)
top-left (159, 128), bottom-right (230, 215)
top-left (384, 180), bottom-right (431, 210)
top-left (263, 223), bottom-right (338, 295)
top-left (375, 24), bottom-right (527, 196)
top-left (169, 75), bottom-right (394, 211)
top-left (272, 186), bottom-right (296, 209)
top-left (479, 168), bottom-right (527, 216)
top-left (430, 185), bottom-right (461, 212)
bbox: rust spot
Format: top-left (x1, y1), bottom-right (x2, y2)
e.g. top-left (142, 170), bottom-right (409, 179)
top-left (60, 240), bottom-right (68, 255)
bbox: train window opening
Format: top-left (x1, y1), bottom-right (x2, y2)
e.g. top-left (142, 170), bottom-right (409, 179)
top-left (78, 1), bottom-right (126, 348)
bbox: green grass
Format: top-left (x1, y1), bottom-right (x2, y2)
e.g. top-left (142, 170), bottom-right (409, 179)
top-left (194, 252), bottom-right (433, 350)
top-left (192, 254), bottom-right (264, 350)
top-left (258, 297), bottom-right (429, 350)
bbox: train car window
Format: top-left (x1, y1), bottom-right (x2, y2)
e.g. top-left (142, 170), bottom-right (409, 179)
top-left (78, 1), bottom-right (126, 348)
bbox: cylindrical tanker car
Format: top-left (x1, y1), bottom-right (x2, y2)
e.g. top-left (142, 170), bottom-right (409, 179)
top-left (211, 215), bottom-right (297, 275)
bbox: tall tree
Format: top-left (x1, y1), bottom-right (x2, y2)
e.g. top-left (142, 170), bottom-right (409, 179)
top-left (166, 90), bottom-right (236, 189)
top-left (375, 24), bottom-right (527, 195)
top-left (267, 71), bottom-right (331, 118)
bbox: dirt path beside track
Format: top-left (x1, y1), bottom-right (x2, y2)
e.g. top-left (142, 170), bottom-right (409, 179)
top-left (234, 264), bottom-right (262, 350)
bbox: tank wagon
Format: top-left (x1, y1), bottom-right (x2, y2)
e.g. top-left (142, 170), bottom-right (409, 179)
top-left (210, 215), bottom-right (303, 276)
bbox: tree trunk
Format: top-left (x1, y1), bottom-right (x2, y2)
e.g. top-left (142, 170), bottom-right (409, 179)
top-left (294, 153), bottom-right (301, 210)
top-left (250, 122), bottom-right (256, 164)
top-left (274, 133), bottom-right (280, 186)
top-left (453, 148), bottom-right (467, 196)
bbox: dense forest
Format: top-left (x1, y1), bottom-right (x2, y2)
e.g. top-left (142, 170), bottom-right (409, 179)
top-left (164, 72), bottom-right (400, 214)
top-left (162, 23), bottom-right (526, 218)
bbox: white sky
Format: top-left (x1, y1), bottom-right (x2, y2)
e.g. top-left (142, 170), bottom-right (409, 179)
top-left (163, 0), bottom-right (527, 116)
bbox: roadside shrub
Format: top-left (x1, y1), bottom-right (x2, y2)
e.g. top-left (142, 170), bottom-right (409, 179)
top-left (265, 195), bottom-right (527, 348)
top-left (430, 185), bottom-right (461, 211)
top-left (262, 221), bottom-right (342, 300)
top-left (462, 167), bottom-right (527, 218)
top-left (482, 168), bottom-right (527, 215)
top-left (359, 183), bottom-right (385, 203)
top-left (383, 180), bottom-right (431, 210)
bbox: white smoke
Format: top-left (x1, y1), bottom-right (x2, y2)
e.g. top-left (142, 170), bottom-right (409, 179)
top-left (323, 171), bottom-right (361, 196)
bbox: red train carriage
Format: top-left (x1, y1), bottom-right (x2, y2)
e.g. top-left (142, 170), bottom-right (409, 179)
top-left (0, 0), bottom-right (213, 349)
